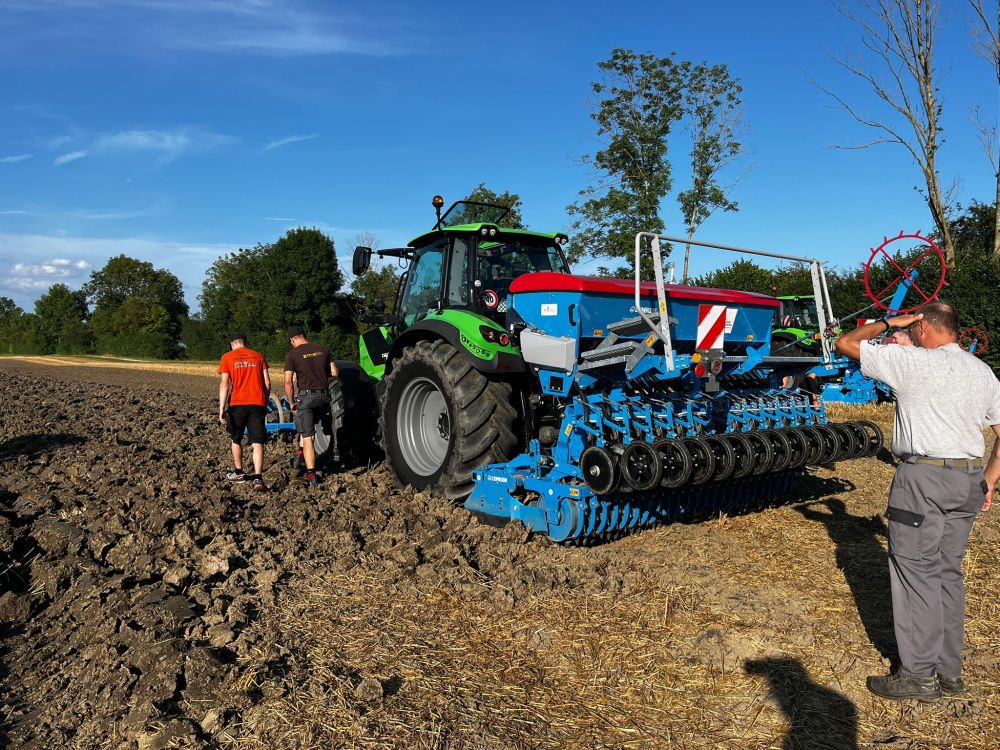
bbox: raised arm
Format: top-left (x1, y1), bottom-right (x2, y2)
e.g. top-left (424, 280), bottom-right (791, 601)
top-left (835, 313), bottom-right (923, 361)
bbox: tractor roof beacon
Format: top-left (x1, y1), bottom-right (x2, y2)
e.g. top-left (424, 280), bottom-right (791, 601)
top-left (343, 197), bottom-right (884, 542)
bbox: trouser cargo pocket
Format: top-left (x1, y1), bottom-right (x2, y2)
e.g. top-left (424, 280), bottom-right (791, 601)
top-left (887, 505), bottom-right (924, 560)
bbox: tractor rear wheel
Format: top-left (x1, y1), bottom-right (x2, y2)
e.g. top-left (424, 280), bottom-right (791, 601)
top-left (380, 339), bottom-right (519, 499)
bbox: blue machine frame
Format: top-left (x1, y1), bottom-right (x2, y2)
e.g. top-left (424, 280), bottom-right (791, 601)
top-left (465, 233), bottom-right (883, 542)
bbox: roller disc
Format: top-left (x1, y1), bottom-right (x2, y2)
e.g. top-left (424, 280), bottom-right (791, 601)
top-left (829, 423), bottom-right (859, 461)
top-left (842, 422), bottom-right (869, 460)
top-left (683, 436), bottom-right (717, 485)
top-left (580, 446), bottom-right (621, 495)
top-left (799, 426), bottom-right (825, 465)
top-left (814, 424), bottom-right (842, 464)
top-left (704, 434), bottom-right (736, 482)
top-left (621, 442), bottom-right (663, 492)
top-left (654, 439), bottom-right (694, 489)
top-left (784, 428), bottom-right (810, 469)
top-left (856, 419), bottom-right (885, 456)
top-left (762, 429), bottom-right (793, 473)
top-left (744, 431), bottom-right (775, 475)
top-left (726, 433), bottom-right (756, 479)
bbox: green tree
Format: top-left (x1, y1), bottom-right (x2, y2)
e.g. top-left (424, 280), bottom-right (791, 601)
top-left (351, 264), bottom-right (401, 318)
top-left (568, 49), bottom-right (688, 270)
top-left (694, 259), bottom-right (775, 295)
top-left (34, 283), bottom-right (89, 353)
top-left (461, 184), bottom-right (526, 229)
top-left (678, 62), bottom-right (747, 282)
top-left (180, 317), bottom-right (224, 361)
top-left (200, 227), bottom-right (354, 361)
top-left (83, 255), bottom-right (188, 337)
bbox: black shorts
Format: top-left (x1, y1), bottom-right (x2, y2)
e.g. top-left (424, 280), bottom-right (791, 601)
top-left (227, 404), bottom-right (267, 445)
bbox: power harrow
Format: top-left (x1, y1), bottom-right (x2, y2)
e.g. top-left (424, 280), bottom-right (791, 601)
top-left (464, 233), bottom-right (883, 543)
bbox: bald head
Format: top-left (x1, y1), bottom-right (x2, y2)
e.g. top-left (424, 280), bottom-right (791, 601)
top-left (918, 301), bottom-right (959, 337)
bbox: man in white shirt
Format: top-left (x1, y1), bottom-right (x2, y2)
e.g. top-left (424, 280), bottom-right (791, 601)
top-left (836, 301), bottom-right (1000, 702)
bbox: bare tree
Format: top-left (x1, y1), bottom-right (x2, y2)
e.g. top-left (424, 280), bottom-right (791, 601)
top-left (350, 231), bottom-right (381, 254)
top-left (969, 0), bottom-right (1000, 258)
top-left (824, 0), bottom-right (957, 266)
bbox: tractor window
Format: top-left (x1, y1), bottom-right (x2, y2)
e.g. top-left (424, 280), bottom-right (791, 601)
top-left (476, 240), bottom-right (568, 313)
top-left (400, 241), bottom-right (445, 318)
top-left (446, 236), bottom-right (471, 307)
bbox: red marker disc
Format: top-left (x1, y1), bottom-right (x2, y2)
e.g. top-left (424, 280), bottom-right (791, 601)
top-left (862, 232), bottom-right (946, 313)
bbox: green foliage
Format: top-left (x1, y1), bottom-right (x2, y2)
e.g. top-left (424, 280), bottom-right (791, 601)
top-left (568, 49), bottom-right (687, 265)
top-left (197, 227), bottom-right (355, 362)
top-left (34, 283), bottom-right (90, 354)
top-left (694, 259), bottom-right (775, 295)
top-left (0, 301), bottom-right (45, 355)
top-left (79, 255), bottom-right (188, 358)
top-left (677, 62), bottom-right (744, 237)
top-left (180, 317), bottom-right (224, 361)
top-left (461, 184), bottom-right (526, 229)
top-left (350, 264), bottom-right (401, 320)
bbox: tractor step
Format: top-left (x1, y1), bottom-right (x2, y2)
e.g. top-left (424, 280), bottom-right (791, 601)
top-left (578, 341), bottom-right (640, 370)
top-left (606, 314), bottom-right (667, 338)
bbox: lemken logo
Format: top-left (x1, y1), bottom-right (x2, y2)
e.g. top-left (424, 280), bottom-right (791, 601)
top-left (629, 305), bottom-right (656, 315)
top-left (487, 475), bottom-right (507, 484)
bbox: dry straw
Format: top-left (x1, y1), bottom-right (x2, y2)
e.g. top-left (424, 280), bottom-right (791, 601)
top-left (221, 403), bottom-right (1000, 749)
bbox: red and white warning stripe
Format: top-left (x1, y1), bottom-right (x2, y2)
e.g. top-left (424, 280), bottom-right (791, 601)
top-left (696, 304), bottom-right (726, 350)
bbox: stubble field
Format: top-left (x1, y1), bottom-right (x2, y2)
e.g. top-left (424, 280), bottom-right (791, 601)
top-left (0, 357), bottom-right (998, 750)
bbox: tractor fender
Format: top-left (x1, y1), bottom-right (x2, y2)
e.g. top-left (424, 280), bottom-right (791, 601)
top-left (386, 318), bottom-right (526, 376)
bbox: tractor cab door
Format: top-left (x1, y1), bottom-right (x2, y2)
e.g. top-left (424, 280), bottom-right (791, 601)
top-left (398, 238), bottom-right (448, 325)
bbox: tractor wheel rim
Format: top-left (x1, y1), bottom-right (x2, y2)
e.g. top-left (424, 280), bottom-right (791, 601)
top-left (397, 377), bottom-right (450, 477)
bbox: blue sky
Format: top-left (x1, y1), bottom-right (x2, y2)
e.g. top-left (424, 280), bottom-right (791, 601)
top-left (0, 0), bottom-right (995, 312)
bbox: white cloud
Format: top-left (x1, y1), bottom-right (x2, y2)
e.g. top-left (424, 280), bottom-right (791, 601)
top-left (1, 1), bottom-right (410, 57)
top-left (0, 230), bottom-right (243, 310)
top-left (53, 150), bottom-right (87, 166)
top-left (11, 258), bottom-right (90, 277)
top-left (264, 216), bottom-right (295, 222)
top-left (0, 154), bottom-right (32, 164)
top-left (0, 210), bottom-right (30, 215)
top-left (260, 133), bottom-right (318, 152)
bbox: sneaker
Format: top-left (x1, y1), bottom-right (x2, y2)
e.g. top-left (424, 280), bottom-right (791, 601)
top-left (251, 476), bottom-right (267, 492)
top-left (937, 675), bottom-right (967, 695)
top-left (226, 469), bottom-right (246, 483)
top-left (304, 470), bottom-right (319, 487)
top-left (866, 673), bottom-right (941, 703)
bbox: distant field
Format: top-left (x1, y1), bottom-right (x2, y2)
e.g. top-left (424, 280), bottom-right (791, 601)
top-left (0, 354), bottom-right (217, 377)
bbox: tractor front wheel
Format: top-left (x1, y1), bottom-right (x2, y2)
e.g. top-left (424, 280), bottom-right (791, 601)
top-left (380, 339), bottom-right (519, 499)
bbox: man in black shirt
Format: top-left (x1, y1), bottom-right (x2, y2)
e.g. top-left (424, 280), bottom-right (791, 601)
top-left (283, 325), bottom-right (339, 485)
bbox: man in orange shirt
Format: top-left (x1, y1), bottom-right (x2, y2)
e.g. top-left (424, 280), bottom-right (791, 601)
top-left (218, 331), bottom-right (271, 492)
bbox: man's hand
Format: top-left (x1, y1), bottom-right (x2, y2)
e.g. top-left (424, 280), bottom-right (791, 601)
top-left (218, 410), bottom-right (226, 425)
top-left (887, 313), bottom-right (923, 329)
top-left (984, 474), bottom-right (998, 512)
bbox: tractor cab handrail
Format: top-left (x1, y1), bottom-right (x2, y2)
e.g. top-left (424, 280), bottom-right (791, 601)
top-left (633, 233), bottom-right (837, 366)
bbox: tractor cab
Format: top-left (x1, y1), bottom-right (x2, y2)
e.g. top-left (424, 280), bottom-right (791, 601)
top-left (776, 295), bottom-right (818, 330)
top-left (352, 197), bottom-right (570, 377)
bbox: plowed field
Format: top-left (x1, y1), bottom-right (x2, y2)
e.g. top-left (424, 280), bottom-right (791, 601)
top-left (1, 357), bottom-right (998, 750)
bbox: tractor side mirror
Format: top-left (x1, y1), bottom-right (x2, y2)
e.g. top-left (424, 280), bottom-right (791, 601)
top-left (352, 246), bottom-right (372, 275)
top-left (373, 300), bottom-right (386, 313)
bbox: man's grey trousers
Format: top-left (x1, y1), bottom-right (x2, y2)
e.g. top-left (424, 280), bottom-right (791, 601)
top-left (887, 461), bottom-right (984, 679)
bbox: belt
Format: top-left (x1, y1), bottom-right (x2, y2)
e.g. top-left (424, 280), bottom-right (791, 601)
top-left (299, 389), bottom-right (328, 393)
top-left (901, 454), bottom-right (983, 470)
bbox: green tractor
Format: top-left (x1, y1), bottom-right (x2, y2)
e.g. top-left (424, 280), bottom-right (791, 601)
top-left (344, 196), bottom-right (570, 498)
top-left (772, 294), bottom-right (821, 357)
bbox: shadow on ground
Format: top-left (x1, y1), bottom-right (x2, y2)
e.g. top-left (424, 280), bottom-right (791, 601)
top-left (795, 497), bottom-right (897, 666)
top-left (0, 433), bottom-right (85, 461)
top-left (745, 657), bottom-right (859, 750)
